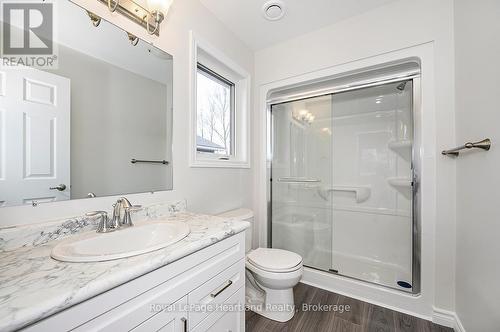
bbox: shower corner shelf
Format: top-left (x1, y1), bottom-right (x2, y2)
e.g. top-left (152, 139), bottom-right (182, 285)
top-left (388, 140), bottom-right (413, 153)
top-left (387, 177), bottom-right (413, 188)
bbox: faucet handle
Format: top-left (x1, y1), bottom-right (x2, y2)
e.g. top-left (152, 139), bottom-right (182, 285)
top-left (121, 205), bottom-right (142, 227)
top-left (118, 197), bottom-right (133, 208)
top-left (86, 211), bottom-right (111, 233)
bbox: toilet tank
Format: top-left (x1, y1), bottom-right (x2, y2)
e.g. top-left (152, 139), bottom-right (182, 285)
top-left (217, 208), bottom-right (254, 253)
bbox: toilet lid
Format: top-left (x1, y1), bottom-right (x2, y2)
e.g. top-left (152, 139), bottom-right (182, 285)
top-left (247, 248), bottom-right (302, 272)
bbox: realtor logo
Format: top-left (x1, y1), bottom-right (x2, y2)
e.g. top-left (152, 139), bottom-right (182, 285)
top-left (1, 1), bottom-right (58, 68)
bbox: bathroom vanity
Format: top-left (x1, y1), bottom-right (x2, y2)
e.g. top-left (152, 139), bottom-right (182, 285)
top-left (0, 202), bottom-right (249, 332)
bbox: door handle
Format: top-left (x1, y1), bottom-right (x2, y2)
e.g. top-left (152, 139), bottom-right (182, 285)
top-left (49, 184), bottom-right (67, 191)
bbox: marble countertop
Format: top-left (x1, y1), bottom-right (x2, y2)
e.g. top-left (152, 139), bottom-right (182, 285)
top-left (0, 212), bottom-right (249, 332)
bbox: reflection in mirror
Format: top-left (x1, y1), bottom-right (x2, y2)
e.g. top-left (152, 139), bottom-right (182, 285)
top-left (0, 1), bottom-right (173, 208)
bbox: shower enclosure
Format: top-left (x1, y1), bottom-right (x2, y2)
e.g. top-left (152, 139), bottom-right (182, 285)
top-left (268, 63), bottom-right (420, 293)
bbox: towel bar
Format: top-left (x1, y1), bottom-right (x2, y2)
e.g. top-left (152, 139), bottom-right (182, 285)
top-left (131, 159), bottom-right (169, 165)
top-left (442, 138), bottom-right (491, 157)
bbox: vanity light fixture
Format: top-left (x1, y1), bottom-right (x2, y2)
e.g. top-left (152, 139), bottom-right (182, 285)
top-left (293, 109), bottom-right (315, 125)
top-left (95, 0), bottom-right (173, 36)
top-left (87, 11), bottom-right (102, 27)
top-left (107, 0), bottom-right (119, 12)
top-left (127, 32), bottom-right (139, 46)
top-left (146, 0), bottom-right (172, 35)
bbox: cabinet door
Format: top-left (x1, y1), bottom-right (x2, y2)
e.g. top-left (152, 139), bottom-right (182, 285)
top-left (131, 296), bottom-right (187, 332)
top-left (204, 310), bottom-right (239, 332)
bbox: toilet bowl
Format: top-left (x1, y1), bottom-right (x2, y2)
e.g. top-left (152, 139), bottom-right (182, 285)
top-left (246, 248), bottom-right (303, 322)
top-left (217, 209), bottom-right (303, 322)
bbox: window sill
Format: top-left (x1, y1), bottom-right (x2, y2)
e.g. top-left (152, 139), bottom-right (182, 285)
top-left (189, 158), bottom-right (250, 169)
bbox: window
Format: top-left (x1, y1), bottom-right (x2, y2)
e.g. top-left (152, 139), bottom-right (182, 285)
top-left (196, 64), bottom-right (235, 157)
top-left (190, 32), bottom-right (250, 168)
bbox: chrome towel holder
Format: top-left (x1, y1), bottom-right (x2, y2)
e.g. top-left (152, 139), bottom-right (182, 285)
top-left (442, 138), bottom-right (491, 157)
top-left (131, 159), bottom-right (169, 165)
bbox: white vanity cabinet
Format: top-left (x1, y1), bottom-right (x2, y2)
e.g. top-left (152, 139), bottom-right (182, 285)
top-left (22, 232), bottom-right (246, 332)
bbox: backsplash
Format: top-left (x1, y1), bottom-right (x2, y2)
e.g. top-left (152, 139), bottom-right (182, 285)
top-left (0, 200), bottom-right (187, 252)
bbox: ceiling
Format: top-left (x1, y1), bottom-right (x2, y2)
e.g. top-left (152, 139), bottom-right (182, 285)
top-left (199, 0), bottom-right (398, 50)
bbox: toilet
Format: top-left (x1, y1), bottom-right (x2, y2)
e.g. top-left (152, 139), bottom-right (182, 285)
top-left (218, 208), bottom-right (303, 322)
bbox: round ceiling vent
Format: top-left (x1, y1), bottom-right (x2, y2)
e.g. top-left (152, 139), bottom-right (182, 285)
top-left (262, 1), bottom-right (286, 21)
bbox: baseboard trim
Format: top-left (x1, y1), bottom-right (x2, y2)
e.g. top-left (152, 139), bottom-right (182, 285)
top-left (432, 307), bottom-right (466, 332)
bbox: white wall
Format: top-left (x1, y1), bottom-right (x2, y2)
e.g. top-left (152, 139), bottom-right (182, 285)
top-left (0, 0), bottom-right (254, 226)
top-left (454, 0), bottom-right (500, 331)
top-left (253, 0), bottom-right (456, 318)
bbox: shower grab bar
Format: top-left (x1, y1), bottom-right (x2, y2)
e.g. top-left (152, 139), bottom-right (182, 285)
top-left (277, 177), bottom-right (321, 183)
top-left (317, 186), bottom-right (371, 203)
top-left (442, 138), bottom-right (491, 157)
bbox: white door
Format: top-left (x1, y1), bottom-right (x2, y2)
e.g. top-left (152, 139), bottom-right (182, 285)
top-left (0, 64), bottom-right (70, 207)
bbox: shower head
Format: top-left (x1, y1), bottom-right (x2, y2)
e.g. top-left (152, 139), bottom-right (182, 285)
top-left (396, 81), bottom-right (407, 91)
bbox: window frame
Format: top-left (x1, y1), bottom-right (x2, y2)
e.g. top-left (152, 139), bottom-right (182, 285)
top-left (189, 31), bottom-right (251, 168)
top-left (196, 63), bottom-right (236, 158)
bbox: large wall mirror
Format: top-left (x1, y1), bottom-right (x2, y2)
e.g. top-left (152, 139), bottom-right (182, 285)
top-left (0, 1), bottom-right (173, 208)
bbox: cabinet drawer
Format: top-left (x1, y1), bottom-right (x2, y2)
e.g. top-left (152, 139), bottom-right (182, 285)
top-left (188, 259), bottom-right (245, 328)
top-left (191, 286), bottom-right (244, 332)
top-left (130, 296), bottom-right (187, 332)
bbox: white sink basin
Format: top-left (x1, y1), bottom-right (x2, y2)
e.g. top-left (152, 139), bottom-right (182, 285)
top-left (51, 221), bottom-right (190, 262)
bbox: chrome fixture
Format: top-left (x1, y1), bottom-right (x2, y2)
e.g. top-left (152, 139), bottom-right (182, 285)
top-left (292, 109), bottom-right (315, 125)
top-left (267, 71), bottom-right (420, 105)
top-left (442, 138), bottom-right (491, 156)
top-left (146, 9), bottom-right (164, 35)
top-left (396, 81), bottom-right (408, 91)
top-left (87, 192), bottom-right (97, 198)
top-left (131, 158), bottom-right (169, 165)
top-left (86, 211), bottom-right (112, 233)
top-left (277, 177), bottom-right (321, 183)
top-left (108, 0), bottom-right (119, 12)
top-left (127, 32), bottom-right (139, 46)
top-left (49, 184), bottom-right (67, 191)
top-left (111, 197), bottom-right (142, 228)
top-left (87, 11), bottom-right (102, 27)
top-left (210, 280), bottom-right (233, 298)
top-left (95, 0), bottom-right (172, 36)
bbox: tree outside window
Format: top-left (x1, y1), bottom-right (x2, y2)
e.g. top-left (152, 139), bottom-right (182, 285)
top-left (196, 64), bottom-right (234, 156)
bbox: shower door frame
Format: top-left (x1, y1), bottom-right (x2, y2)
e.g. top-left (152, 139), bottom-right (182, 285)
top-left (266, 69), bottom-right (422, 294)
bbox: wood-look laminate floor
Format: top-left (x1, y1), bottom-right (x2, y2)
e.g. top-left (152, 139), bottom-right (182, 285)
top-left (245, 283), bottom-right (453, 332)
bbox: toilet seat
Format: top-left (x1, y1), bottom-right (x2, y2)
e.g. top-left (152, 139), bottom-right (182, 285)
top-left (247, 248), bottom-right (302, 273)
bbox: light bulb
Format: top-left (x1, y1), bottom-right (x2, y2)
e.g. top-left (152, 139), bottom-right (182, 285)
top-left (147, 0), bottom-right (172, 14)
top-left (299, 109), bottom-right (308, 118)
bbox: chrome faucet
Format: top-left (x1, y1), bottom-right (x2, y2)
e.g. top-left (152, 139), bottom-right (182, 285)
top-left (111, 197), bottom-right (142, 228)
top-left (86, 211), bottom-right (111, 233)
top-left (86, 197), bottom-right (142, 233)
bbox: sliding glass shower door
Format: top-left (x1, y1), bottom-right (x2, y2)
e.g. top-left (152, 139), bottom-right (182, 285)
top-left (270, 80), bottom-right (415, 292)
top-left (271, 95), bottom-right (334, 272)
